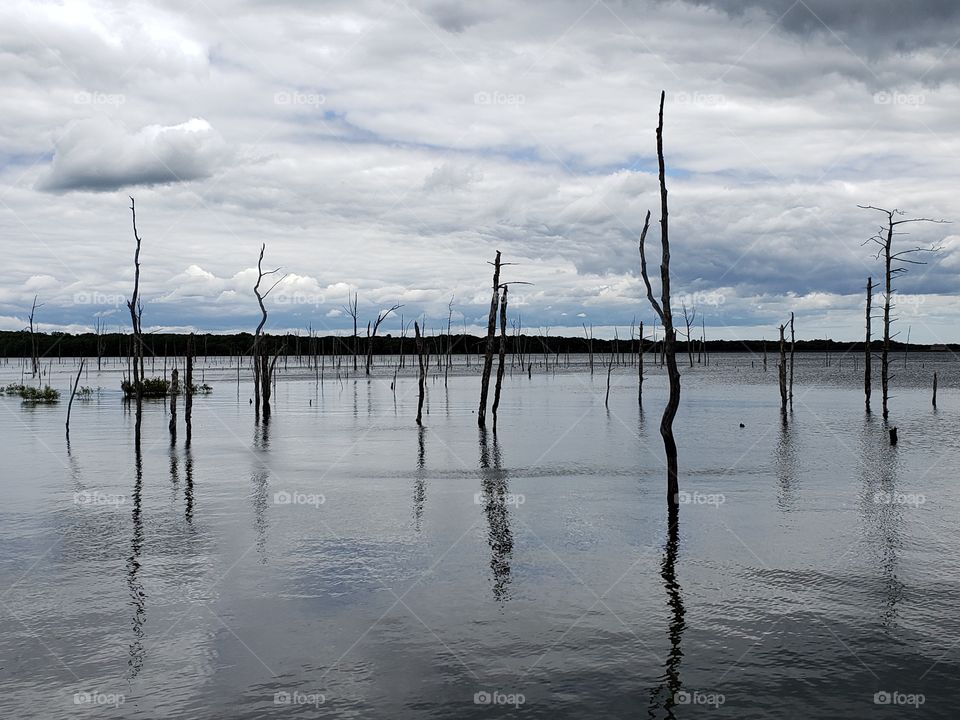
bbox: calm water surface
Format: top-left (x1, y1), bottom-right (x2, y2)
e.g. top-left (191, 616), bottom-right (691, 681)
top-left (1, 354), bottom-right (958, 718)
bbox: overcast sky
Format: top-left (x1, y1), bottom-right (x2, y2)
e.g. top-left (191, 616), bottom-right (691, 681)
top-left (2, 0), bottom-right (959, 341)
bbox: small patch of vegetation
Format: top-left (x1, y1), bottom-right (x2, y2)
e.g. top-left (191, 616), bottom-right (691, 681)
top-left (2, 384), bottom-right (61, 402)
top-left (121, 377), bottom-right (170, 398)
top-left (191, 383), bottom-right (213, 394)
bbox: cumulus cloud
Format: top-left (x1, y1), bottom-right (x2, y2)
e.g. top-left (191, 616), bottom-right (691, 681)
top-left (39, 117), bottom-right (230, 192)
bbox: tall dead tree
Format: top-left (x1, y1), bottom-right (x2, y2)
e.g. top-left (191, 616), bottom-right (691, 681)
top-left (778, 323), bottom-right (788, 414)
top-left (185, 335), bottom-right (194, 446)
top-left (28, 295), bottom-right (42, 378)
top-left (343, 291), bottom-right (359, 373)
top-left (859, 206), bottom-right (947, 420)
top-left (127, 198), bottom-right (144, 443)
top-left (252, 244), bottom-right (286, 420)
top-left (638, 320), bottom-right (644, 406)
top-left (681, 301), bottom-right (696, 368)
top-left (864, 277), bottom-right (873, 413)
top-left (492, 286), bottom-right (509, 430)
top-left (414, 321), bottom-right (426, 425)
top-left (169, 367), bottom-right (179, 441)
top-left (788, 312), bottom-right (795, 410)
top-left (65, 359), bottom-right (85, 440)
top-left (478, 251), bottom-right (502, 429)
top-left (638, 90), bottom-right (682, 510)
top-left (366, 303), bottom-right (403, 375)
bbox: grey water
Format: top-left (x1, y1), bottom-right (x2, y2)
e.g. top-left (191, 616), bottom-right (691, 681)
top-left (1, 353), bottom-right (959, 718)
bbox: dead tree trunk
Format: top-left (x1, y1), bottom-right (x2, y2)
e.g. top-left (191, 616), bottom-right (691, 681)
top-left (65, 358), bottom-right (84, 440)
top-left (638, 321), bottom-right (644, 406)
top-left (366, 304), bottom-right (402, 375)
top-left (865, 277), bottom-right (873, 414)
top-left (126, 198), bottom-right (144, 444)
top-left (478, 251), bottom-right (502, 429)
top-left (342, 291), bottom-right (359, 373)
top-left (492, 287), bottom-right (509, 430)
top-left (788, 312), bottom-right (795, 410)
top-left (252, 244), bottom-right (286, 420)
top-left (639, 90), bottom-right (681, 510)
top-left (778, 323), bottom-right (788, 414)
top-left (28, 295), bottom-right (42, 378)
top-left (859, 205), bottom-right (947, 421)
top-left (415, 321), bottom-right (426, 425)
top-left (169, 367), bottom-right (179, 441)
top-left (933, 372), bottom-right (938, 408)
top-left (185, 336), bottom-right (194, 447)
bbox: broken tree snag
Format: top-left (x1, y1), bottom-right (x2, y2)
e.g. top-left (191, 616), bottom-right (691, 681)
top-left (28, 295), bottom-right (43, 377)
top-left (414, 321), bottom-right (426, 425)
top-left (859, 205), bottom-right (948, 421)
top-left (65, 358), bottom-right (85, 440)
top-left (185, 336), bottom-right (194, 447)
top-left (366, 303), bottom-right (403, 375)
top-left (865, 277), bottom-right (873, 414)
top-left (342, 290), bottom-right (359, 373)
top-left (933, 371), bottom-right (938, 408)
top-left (637, 90), bottom-right (682, 510)
top-left (492, 286), bottom-right (508, 430)
top-left (169, 367), bottom-right (179, 441)
top-left (638, 321), bottom-right (644, 406)
top-left (788, 312), bottom-right (795, 410)
top-left (126, 198), bottom-right (145, 445)
top-left (778, 323), bottom-right (787, 414)
top-left (605, 329), bottom-right (617, 408)
top-left (478, 251), bottom-right (502, 429)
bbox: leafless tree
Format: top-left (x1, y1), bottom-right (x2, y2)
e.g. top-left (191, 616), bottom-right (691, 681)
top-left (680, 301), bottom-right (696, 368)
top-left (27, 295), bottom-right (43, 378)
top-left (492, 286), bottom-right (509, 429)
top-left (859, 205), bottom-right (948, 420)
top-left (789, 312), bottom-right (795, 409)
top-left (252, 243), bottom-right (287, 419)
top-left (864, 277), bottom-right (873, 413)
top-left (778, 323), bottom-right (787, 414)
top-left (343, 291), bottom-right (359, 372)
top-left (65, 358), bottom-right (85, 440)
top-left (478, 251), bottom-right (502, 429)
top-left (415, 321), bottom-right (426, 425)
top-left (126, 198), bottom-right (145, 442)
top-left (605, 328), bottom-right (618, 408)
top-left (638, 91), bottom-right (682, 510)
top-left (366, 303), bottom-right (403, 375)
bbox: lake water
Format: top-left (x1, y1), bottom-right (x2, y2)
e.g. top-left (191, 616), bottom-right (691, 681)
top-left (1, 352), bottom-right (958, 718)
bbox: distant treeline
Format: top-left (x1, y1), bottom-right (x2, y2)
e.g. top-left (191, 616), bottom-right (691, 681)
top-left (2, 330), bottom-right (956, 360)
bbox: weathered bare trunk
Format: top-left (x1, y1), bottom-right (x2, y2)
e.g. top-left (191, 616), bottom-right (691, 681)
top-left (865, 277), bottom-right (873, 414)
top-left (127, 198), bottom-right (144, 444)
top-left (788, 312), bottom-right (795, 410)
top-left (169, 367), bottom-right (179, 441)
top-left (639, 91), bottom-right (682, 510)
top-left (882, 223), bottom-right (892, 421)
top-left (65, 358), bottom-right (84, 440)
top-left (185, 337), bottom-right (194, 447)
top-left (638, 321), bottom-right (644, 406)
top-left (933, 372), bottom-right (938, 408)
top-left (478, 251), bottom-right (502, 428)
top-left (415, 321), bottom-right (426, 425)
top-left (778, 324), bottom-right (787, 414)
top-left (492, 286), bottom-right (508, 430)
top-left (605, 331), bottom-right (616, 408)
